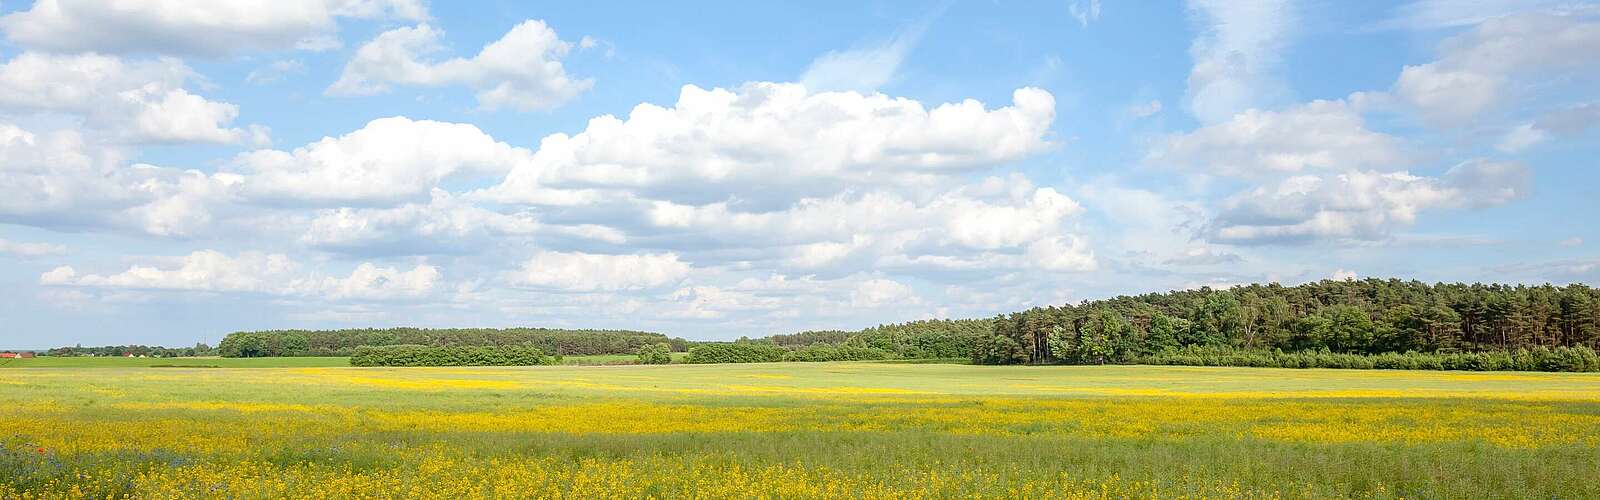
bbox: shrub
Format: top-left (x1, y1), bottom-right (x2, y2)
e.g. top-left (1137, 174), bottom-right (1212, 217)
top-left (636, 343), bottom-right (673, 365)
top-left (349, 345), bottom-right (554, 367)
top-left (684, 342), bottom-right (787, 364)
top-left (782, 345), bottom-right (894, 362)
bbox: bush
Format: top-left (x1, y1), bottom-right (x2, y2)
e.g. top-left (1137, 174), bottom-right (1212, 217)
top-left (782, 345), bottom-right (894, 362)
top-left (684, 342), bottom-right (787, 364)
top-left (349, 345), bottom-right (555, 367)
top-left (636, 343), bottom-right (673, 365)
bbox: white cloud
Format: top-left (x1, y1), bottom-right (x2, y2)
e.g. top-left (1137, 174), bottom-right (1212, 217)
top-left (0, 122), bottom-right (244, 237)
top-left (328, 20), bottom-right (593, 111)
top-left (232, 116), bottom-right (530, 206)
top-left (1393, 11), bottom-right (1600, 126)
top-left (512, 251), bottom-right (690, 291)
top-left (1163, 246), bottom-right (1244, 266)
top-left (1069, 0), bottom-right (1103, 28)
top-left (1150, 99), bottom-right (1411, 177)
top-left (0, 0), bottom-right (427, 56)
top-left (1559, 237), bottom-right (1583, 247)
top-left (1184, 0), bottom-right (1297, 122)
top-left (1125, 100), bottom-right (1162, 119)
top-left (40, 250), bottom-right (438, 300)
top-left (1379, 0), bottom-right (1574, 30)
top-left (800, 17), bottom-right (931, 92)
top-left (850, 278), bottom-right (918, 308)
top-left (643, 176), bottom-right (1093, 274)
top-left (1207, 160), bottom-right (1532, 244)
top-left (295, 189), bottom-right (624, 255)
top-left (0, 52), bottom-right (261, 144)
top-left (1331, 269), bottom-right (1358, 280)
top-left (1495, 123), bottom-right (1549, 153)
top-left (0, 238), bottom-right (69, 258)
top-left (246, 60), bottom-right (307, 85)
top-left (484, 83), bottom-right (1056, 206)
top-left (1534, 102), bottom-right (1600, 136)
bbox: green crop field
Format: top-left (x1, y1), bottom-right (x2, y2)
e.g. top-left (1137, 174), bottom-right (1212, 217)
top-left (2, 363), bottom-right (1598, 498)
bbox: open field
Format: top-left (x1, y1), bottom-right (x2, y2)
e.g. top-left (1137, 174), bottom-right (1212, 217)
top-left (0, 357), bottom-right (352, 368)
top-left (2, 364), bottom-right (1599, 498)
top-left (0, 353), bottom-right (693, 369)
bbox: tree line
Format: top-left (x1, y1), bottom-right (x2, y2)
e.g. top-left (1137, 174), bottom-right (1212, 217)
top-left (349, 345), bottom-right (556, 367)
top-left (218, 327), bottom-right (689, 357)
top-left (765, 319), bottom-right (992, 359)
top-left (44, 344), bottom-right (217, 358)
top-left (973, 279), bottom-right (1600, 371)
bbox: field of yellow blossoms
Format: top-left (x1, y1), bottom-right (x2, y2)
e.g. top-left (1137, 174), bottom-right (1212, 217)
top-left (2, 362), bottom-right (1599, 498)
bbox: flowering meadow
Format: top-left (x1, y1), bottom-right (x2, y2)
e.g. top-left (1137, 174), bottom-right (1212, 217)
top-left (2, 363), bottom-right (1598, 498)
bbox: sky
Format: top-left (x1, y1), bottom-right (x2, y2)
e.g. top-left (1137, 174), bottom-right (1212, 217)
top-left (1, 0), bottom-right (1598, 348)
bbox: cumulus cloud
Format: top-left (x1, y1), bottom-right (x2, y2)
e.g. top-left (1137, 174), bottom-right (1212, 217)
top-left (851, 278), bottom-right (918, 308)
top-left (511, 251), bottom-right (690, 291)
top-left (0, 122), bottom-right (243, 237)
top-left (295, 189), bottom-right (624, 256)
top-left (40, 250), bottom-right (438, 300)
top-left (643, 176), bottom-right (1093, 274)
top-left (1207, 160), bottom-right (1531, 244)
top-left (232, 116), bottom-right (530, 206)
top-left (1184, 0), bottom-right (1297, 122)
top-left (1393, 11), bottom-right (1600, 126)
top-left (0, 52), bottom-right (263, 144)
top-left (0, 0), bottom-right (427, 56)
top-left (483, 83), bottom-right (1056, 206)
top-left (1150, 99), bottom-right (1411, 177)
top-left (328, 20), bottom-right (593, 111)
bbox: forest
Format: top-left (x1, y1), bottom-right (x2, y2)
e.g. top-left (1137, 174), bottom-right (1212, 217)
top-left (972, 279), bottom-right (1600, 369)
top-left (216, 328), bottom-right (688, 357)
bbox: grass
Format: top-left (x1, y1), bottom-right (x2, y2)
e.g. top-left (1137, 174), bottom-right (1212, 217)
top-left (0, 356), bottom-right (351, 368)
top-left (1, 363), bottom-right (1597, 498)
top-left (0, 352), bottom-right (694, 368)
top-left (557, 352), bottom-right (690, 365)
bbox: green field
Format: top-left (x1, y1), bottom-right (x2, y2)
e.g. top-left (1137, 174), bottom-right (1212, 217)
top-left (2, 363), bottom-right (1598, 498)
top-left (0, 353), bottom-right (694, 369)
top-left (0, 356), bottom-right (352, 368)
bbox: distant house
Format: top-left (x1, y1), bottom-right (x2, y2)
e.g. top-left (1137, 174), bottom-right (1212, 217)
top-left (0, 352), bottom-right (29, 358)
top-left (0, 353), bottom-right (14, 359)
top-left (19, 352), bottom-right (34, 358)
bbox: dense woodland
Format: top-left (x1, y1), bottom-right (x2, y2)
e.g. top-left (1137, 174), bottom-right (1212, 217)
top-left (218, 328), bottom-right (687, 357)
top-left (972, 279), bottom-right (1600, 369)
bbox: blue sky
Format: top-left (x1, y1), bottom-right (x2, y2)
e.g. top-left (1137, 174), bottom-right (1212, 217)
top-left (1, 0), bottom-right (1597, 347)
